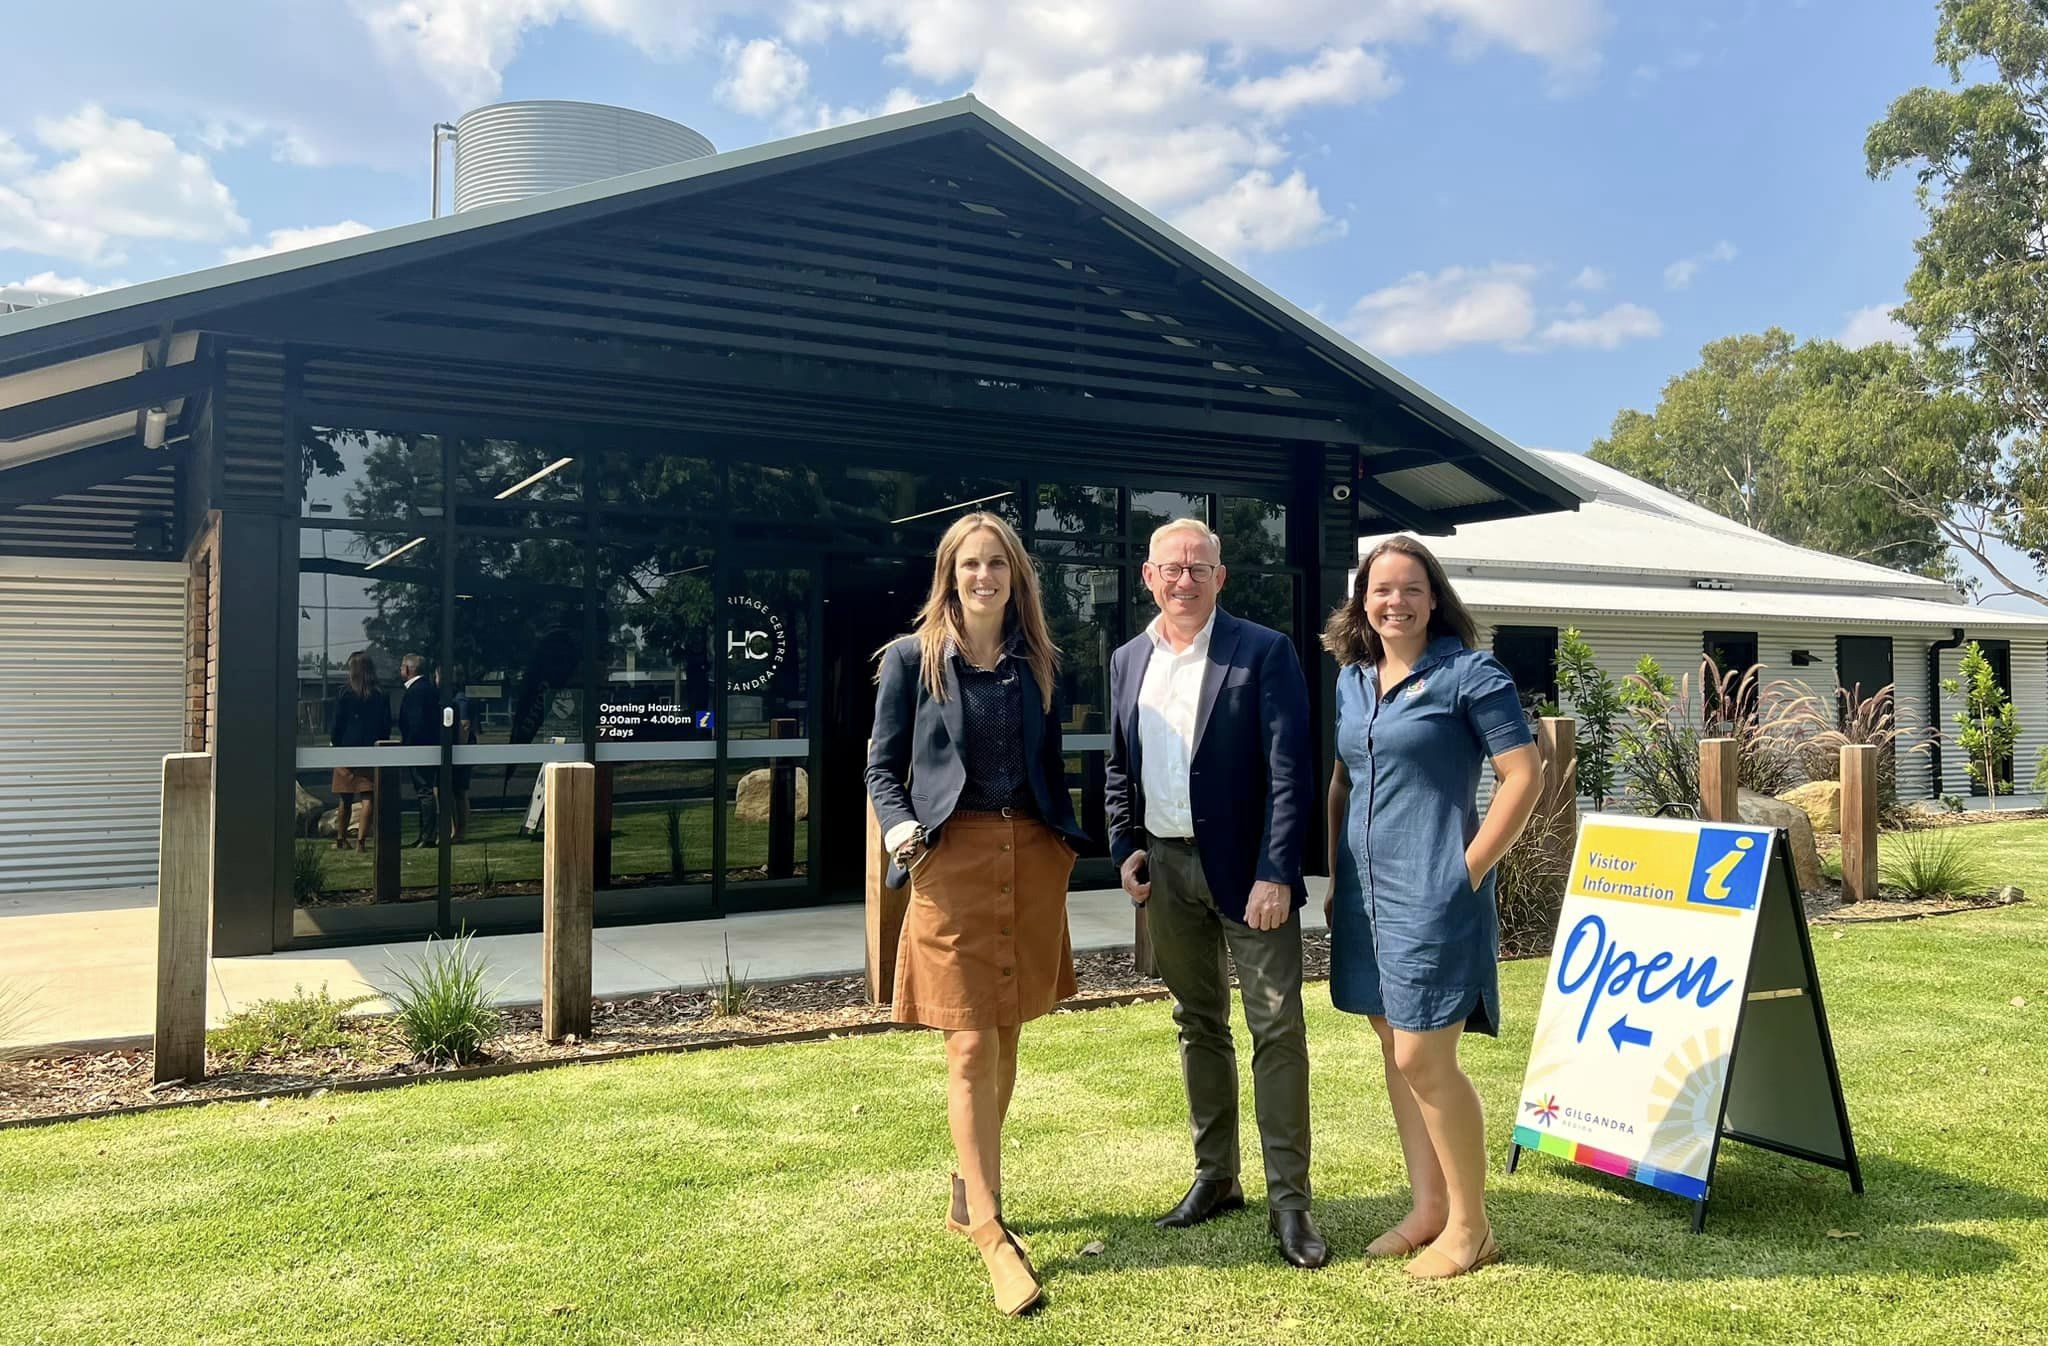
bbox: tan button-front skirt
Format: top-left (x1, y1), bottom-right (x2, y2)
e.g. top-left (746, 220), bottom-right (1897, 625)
top-left (892, 813), bottom-right (1077, 1030)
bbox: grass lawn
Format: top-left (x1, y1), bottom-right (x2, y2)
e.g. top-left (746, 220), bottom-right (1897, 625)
top-left (306, 800), bottom-right (804, 898)
top-left (6, 879), bottom-right (2047, 1340)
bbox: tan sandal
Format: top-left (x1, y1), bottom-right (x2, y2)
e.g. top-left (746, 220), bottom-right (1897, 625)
top-left (969, 1219), bottom-right (1043, 1316)
top-left (1405, 1233), bottom-right (1502, 1280)
top-left (1366, 1228), bottom-right (1424, 1259)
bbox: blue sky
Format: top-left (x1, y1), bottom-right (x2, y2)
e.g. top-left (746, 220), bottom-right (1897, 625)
top-left (0, 1), bottom-right (1973, 555)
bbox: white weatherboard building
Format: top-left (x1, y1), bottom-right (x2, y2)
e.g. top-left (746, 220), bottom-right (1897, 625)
top-left (1369, 450), bottom-right (2048, 803)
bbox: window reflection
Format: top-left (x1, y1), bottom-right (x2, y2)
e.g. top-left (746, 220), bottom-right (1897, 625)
top-left (1219, 497), bottom-right (1287, 566)
top-left (300, 427), bottom-right (443, 521)
top-left (454, 536), bottom-right (586, 746)
top-left (1036, 483), bottom-right (1116, 537)
top-left (297, 530), bottom-right (441, 745)
top-left (1129, 490), bottom-right (1209, 544)
top-left (600, 544), bottom-right (716, 741)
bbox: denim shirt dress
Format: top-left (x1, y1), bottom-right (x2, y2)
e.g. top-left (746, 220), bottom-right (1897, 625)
top-left (1329, 636), bottom-right (1534, 1036)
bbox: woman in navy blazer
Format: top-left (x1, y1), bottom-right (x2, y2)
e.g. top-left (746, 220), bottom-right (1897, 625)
top-left (866, 510), bottom-right (1085, 1317)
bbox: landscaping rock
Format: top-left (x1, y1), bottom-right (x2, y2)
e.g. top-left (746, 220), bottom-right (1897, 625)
top-left (1738, 789), bottom-right (1824, 893)
top-left (294, 782), bottom-right (326, 836)
top-left (1999, 885), bottom-right (2026, 904)
top-left (733, 767), bottom-right (809, 825)
top-left (1781, 780), bottom-right (1842, 835)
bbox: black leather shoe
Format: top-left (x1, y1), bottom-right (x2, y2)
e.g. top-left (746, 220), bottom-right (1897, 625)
top-left (1155, 1178), bottom-right (1245, 1229)
top-left (1269, 1208), bottom-right (1329, 1269)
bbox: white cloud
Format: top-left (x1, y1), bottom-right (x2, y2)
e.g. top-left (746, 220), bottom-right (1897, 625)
top-left (1, 270), bottom-right (117, 298)
top-left (351, 0), bottom-right (734, 108)
top-left (223, 220), bottom-right (375, 263)
top-left (336, 1), bottom-right (1606, 257)
top-left (1227, 46), bottom-right (1398, 117)
top-left (1343, 263), bottom-right (1539, 356)
top-left (1839, 302), bottom-right (1912, 349)
top-left (1173, 169), bottom-right (1345, 260)
top-left (1569, 265), bottom-right (1608, 291)
top-left (0, 104), bottom-right (246, 265)
top-left (1539, 301), bottom-right (1661, 349)
top-left (717, 36), bottom-right (811, 116)
top-left (0, 134), bottom-right (29, 176)
top-left (1663, 238), bottom-right (1736, 289)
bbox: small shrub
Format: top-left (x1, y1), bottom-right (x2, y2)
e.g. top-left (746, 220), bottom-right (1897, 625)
top-left (207, 983), bottom-right (376, 1070)
top-left (665, 804), bottom-right (687, 882)
top-left (467, 843), bottom-right (502, 900)
top-left (1779, 682), bottom-right (1925, 827)
top-left (702, 935), bottom-right (753, 1017)
top-left (1821, 852), bottom-right (1844, 882)
top-left (1494, 807), bottom-right (1573, 956)
top-left (292, 840), bottom-right (329, 904)
top-left (385, 932), bottom-right (503, 1066)
top-left (1882, 828), bottom-right (1988, 901)
top-left (1941, 794), bottom-right (1966, 814)
top-left (0, 982), bottom-right (42, 1062)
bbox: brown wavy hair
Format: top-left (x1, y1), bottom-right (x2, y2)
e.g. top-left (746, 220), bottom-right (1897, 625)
top-left (884, 511), bottom-right (1059, 711)
top-left (1322, 534), bottom-right (1479, 667)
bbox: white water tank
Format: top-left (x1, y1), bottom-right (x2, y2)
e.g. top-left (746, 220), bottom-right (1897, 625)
top-left (451, 101), bottom-right (715, 214)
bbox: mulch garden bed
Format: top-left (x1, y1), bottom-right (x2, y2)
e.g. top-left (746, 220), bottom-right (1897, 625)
top-left (3, 873), bottom-right (2021, 1131)
top-left (0, 936), bottom-right (1331, 1128)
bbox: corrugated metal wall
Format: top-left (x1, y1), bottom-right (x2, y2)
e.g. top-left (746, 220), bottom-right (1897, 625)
top-left (0, 557), bottom-right (186, 890)
top-left (1473, 612), bottom-right (2044, 806)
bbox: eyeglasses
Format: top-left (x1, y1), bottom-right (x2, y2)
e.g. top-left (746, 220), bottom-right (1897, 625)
top-left (1153, 563), bottom-right (1216, 583)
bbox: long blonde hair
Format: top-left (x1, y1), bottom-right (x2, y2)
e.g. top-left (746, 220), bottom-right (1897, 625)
top-left (886, 511), bottom-right (1059, 711)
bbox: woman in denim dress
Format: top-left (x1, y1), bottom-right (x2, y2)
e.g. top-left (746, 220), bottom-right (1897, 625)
top-left (1323, 536), bottom-right (1542, 1279)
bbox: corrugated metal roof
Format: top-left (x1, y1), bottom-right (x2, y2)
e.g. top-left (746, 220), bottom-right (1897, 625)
top-left (1372, 449), bottom-right (1956, 599)
top-left (1456, 576), bottom-right (2048, 629)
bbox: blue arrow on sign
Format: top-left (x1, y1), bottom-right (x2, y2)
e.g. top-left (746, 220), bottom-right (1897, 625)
top-left (1608, 1015), bottom-right (1653, 1052)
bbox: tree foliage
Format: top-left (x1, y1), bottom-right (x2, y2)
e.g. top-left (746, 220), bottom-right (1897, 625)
top-left (1867, 0), bottom-right (2048, 600)
top-left (1943, 640), bottom-right (2020, 806)
top-left (1553, 627), bottom-right (1622, 809)
top-left (1590, 330), bottom-right (1974, 582)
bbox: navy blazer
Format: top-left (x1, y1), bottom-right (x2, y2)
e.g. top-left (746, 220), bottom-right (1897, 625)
top-left (1105, 608), bottom-right (1313, 924)
top-left (397, 677), bottom-right (441, 747)
top-left (866, 635), bottom-right (1088, 887)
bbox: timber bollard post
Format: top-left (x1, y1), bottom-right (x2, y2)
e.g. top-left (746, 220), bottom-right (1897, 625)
top-left (864, 794), bottom-right (910, 1004)
top-left (542, 761), bottom-right (595, 1043)
top-left (1841, 743), bottom-right (1878, 904)
top-left (1700, 737), bottom-right (1739, 823)
top-left (1538, 715), bottom-right (1579, 852)
top-left (154, 752), bottom-right (213, 1084)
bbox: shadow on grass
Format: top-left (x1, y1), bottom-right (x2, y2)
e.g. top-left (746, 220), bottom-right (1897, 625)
top-left (1022, 1151), bottom-right (2037, 1280)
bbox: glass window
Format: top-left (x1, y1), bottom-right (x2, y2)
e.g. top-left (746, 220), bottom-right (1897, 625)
top-left (1042, 563), bottom-right (1117, 732)
top-left (1493, 626), bottom-right (1560, 715)
top-left (297, 528), bottom-right (442, 745)
top-left (598, 451), bottom-right (720, 515)
top-left (1129, 490), bottom-right (1209, 546)
top-left (1218, 497), bottom-right (1287, 567)
top-left (455, 437), bottom-right (583, 504)
top-left (1225, 572), bottom-right (1296, 639)
top-left (454, 536), bottom-right (587, 746)
top-left (300, 428), bottom-right (444, 521)
top-left (1035, 483), bottom-right (1117, 537)
top-left (600, 543), bottom-right (717, 744)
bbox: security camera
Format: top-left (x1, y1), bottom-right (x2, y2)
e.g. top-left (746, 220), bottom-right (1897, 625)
top-left (1330, 482), bottom-right (1353, 503)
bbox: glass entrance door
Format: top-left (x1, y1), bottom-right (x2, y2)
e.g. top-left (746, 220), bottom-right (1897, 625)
top-left (716, 553), bottom-right (818, 909)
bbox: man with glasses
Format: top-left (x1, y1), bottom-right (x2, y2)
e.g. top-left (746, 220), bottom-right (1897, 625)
top-left (1106, 517), bottom-right (1324, 1268)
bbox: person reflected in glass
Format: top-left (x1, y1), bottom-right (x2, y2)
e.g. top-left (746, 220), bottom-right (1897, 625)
top-left (866, 510), bottom-right (1087, 1317)
top-left (1323, 536), bottom-right (1542, 1279)
top-left (328, 651), bottom-right (390, 853)
top-left (397, 652), bottom-right (440, 848)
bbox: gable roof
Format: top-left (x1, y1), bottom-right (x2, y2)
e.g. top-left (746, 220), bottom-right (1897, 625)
top-left (1399, 449), bottom-right (1957, 599)
top-left (0, 97), bottom-right (1585, 529)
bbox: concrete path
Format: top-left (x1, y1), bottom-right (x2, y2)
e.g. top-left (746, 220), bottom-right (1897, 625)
top-left (0, 879), bottom-right (1328, 1053)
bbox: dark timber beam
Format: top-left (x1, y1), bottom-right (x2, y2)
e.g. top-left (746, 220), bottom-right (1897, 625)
top-left (201, 304), bottom-right (1374, 446)
top-left (0, 361), bottom-right (211, 441)
top-left (0, 436), bottom-right (172, 503)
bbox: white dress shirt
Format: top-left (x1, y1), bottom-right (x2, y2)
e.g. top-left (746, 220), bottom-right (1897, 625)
top-left (1135, 611), bottom-right (1215, 839)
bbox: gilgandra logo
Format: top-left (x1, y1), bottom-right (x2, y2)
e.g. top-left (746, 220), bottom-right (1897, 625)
top-left (725, 594), bottom-right (787, 693)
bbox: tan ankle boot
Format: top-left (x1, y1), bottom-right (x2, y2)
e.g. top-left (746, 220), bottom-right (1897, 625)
top-left (969, 1219), bottom-right (1042, 1316)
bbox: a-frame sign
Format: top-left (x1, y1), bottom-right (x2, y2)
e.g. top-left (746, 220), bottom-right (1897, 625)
top-left (1506, 813), bottom-right (1862, 1231)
